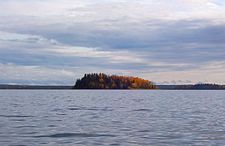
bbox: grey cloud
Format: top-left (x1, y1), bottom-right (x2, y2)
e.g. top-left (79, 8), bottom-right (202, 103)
top-left (0, 0), bottom-right (225, 84)
top-left (1, 18), bottom-right (225, 74)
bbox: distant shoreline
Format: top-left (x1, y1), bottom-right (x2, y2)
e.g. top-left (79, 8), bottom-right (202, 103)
top-left (1, 84), bottom-right (225, 90)
top-left (0, 85), bottom-right (73, 90)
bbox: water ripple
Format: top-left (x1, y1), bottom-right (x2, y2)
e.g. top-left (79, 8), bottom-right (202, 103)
top-left (33, 132), bottom-right (116, 138)
top-left (14, 125), bottom-right (37, 128)
top-left (0, 115), bottom-right (34, 118)
top-left (68, 107), bottom-right (113, 111)
top-left (132, 109), bottom-right (153, 112)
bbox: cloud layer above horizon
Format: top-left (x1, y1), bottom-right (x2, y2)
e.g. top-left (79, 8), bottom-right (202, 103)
top-left (0, 0), bottom-right (225, 85)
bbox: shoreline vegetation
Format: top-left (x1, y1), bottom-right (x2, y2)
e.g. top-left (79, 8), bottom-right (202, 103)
top-left (0, 73), bottom-right (225, 90)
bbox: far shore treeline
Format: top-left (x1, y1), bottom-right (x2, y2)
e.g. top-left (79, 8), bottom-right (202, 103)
top-left (0, 73), bottom-right (225, 90)
top-left (73, 73), bottom-right (156, 89)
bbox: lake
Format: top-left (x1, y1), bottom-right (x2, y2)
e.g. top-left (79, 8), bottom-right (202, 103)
top-left (0, 90), bottom-right (225, 146)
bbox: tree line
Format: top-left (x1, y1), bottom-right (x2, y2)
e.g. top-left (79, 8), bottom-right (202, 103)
top-left (175, 83), bottom-right (225, 90)
top-left (74, 73), bottom-right (156, 89)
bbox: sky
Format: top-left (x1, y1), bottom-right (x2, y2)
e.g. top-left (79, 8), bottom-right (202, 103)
top-left (0, 0), bottom-right (225, 85)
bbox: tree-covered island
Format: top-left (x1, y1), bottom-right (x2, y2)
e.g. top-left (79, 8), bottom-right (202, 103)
top-left (73, 73), bottom-right (156, 89)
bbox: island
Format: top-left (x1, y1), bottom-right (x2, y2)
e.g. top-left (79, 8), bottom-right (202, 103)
top-left (73, 73), bottom-right (156, 89)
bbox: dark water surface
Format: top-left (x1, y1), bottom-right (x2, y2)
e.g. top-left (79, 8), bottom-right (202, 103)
top-left (0, 90), bottom-right (225, 146)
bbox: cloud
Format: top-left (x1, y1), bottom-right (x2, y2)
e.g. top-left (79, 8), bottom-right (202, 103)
top-left (0, 63), bottom-right (76, 85)
top-left (0, 0), bottom-right (225, 84)
top-left (138, 61), bottom-right (225, 84)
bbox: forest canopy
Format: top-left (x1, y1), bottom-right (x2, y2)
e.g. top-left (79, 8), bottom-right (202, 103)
top-left (74, 73), bottom-right (156, 89)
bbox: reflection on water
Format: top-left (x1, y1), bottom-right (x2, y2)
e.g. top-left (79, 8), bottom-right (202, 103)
top-left (0, 90), bottom-right (225, 145)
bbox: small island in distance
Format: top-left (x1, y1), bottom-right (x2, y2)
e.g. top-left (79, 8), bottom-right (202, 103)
top-left (74, 73), bottom-right (156, 89)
